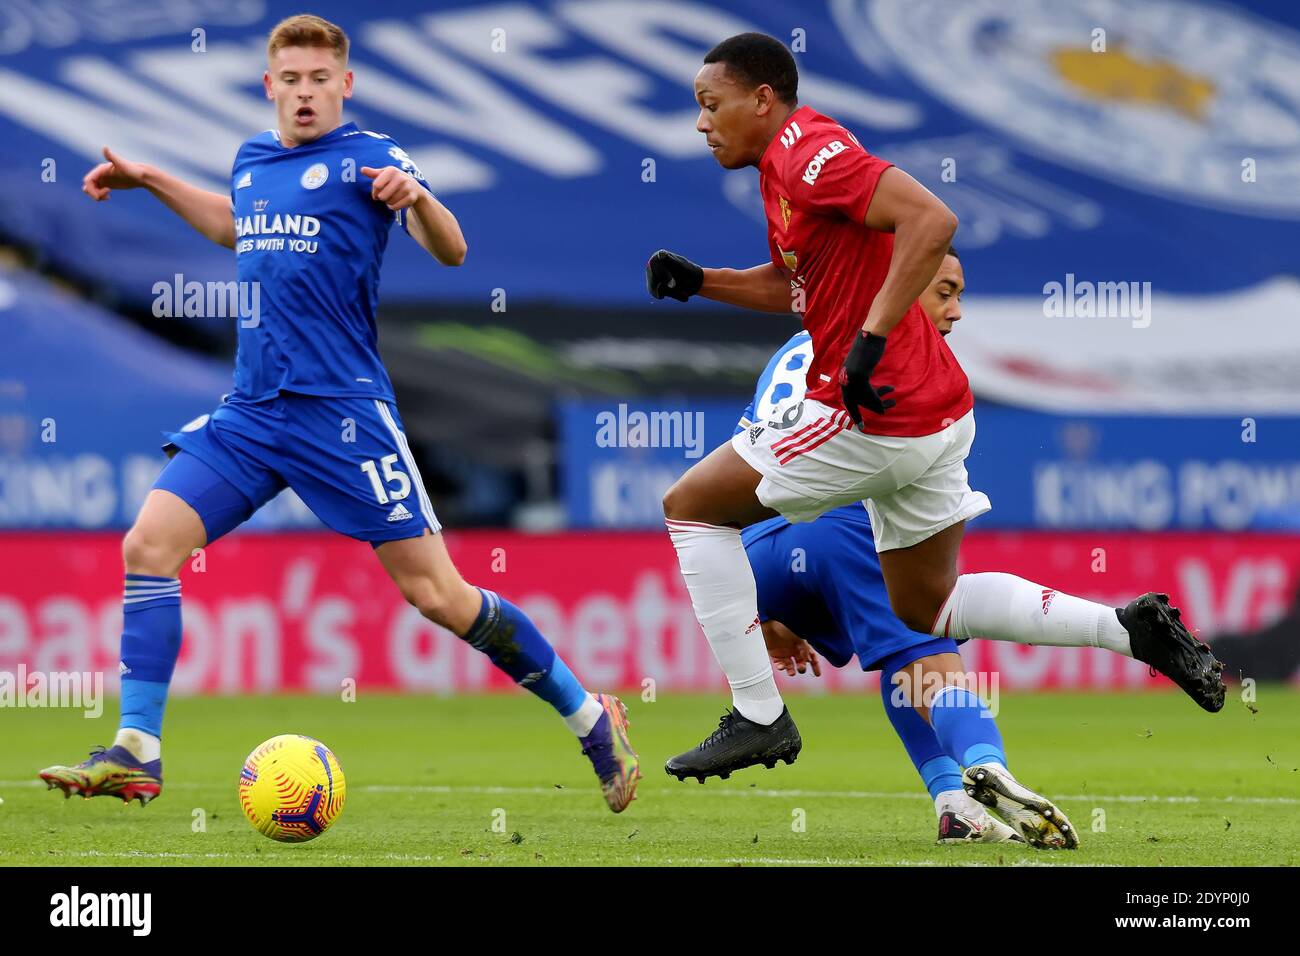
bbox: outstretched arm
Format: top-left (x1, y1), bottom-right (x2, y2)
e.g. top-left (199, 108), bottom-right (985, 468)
top-left (82, 147), bottom-right (235, 249)
top-left (361, 165), bottom-right (466, 267)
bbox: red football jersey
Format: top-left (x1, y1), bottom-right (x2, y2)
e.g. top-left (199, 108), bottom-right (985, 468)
top-left (758, 105), bottom-right (972, 437)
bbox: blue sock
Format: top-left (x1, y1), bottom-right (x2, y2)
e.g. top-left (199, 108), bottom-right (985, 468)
top-left (462, 589), bottom-right (589, 717)
top-left (119, 574), bottom-right (183, 738)
top-left (929, 685), bottom-right (1007, 770)
top-left (880, 663), bottom-right (962, 799)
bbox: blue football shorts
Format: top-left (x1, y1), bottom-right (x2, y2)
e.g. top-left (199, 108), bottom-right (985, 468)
top-left (154, 392), bottom-right (439, 546)
top-left (743, 505), bottom-right (959, 670)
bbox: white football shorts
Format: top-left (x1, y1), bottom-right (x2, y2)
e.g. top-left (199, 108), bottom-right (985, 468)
top-left (731, 399), bottom-right (991, 551)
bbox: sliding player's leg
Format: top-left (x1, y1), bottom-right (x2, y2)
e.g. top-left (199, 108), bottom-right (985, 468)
top-left (40, 424), bottom-right (276, 804)
top-left (871, 411), bottom-right (1225, 712)
top-left (765, 506), bottom-right (1013, 843)
top-left (875, 646), bottom-right (1018, 844)
top-left (745, 508), bottom-right (1012, 842)
top-left (747, 497), bottom-right (1070, 847)
top-left (891, 649), bottom-right (1078, 849)
top-left (662, 440), bottom-right (802, 779)
top-left (277, 394), bottom-right (639, 812)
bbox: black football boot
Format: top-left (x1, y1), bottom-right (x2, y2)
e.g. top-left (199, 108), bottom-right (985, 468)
top-left (664, 706), bottom-right (802, 783)
top-left (1119, 592), bottom-right (1226, 713)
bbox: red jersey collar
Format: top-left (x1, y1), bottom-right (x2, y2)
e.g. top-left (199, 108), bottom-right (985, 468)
top-left (758, 104), bottom-right (816, 173)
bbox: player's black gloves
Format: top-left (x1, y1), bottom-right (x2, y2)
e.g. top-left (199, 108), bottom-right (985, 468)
top-left (646, 249), bottom-right (704, 302)
top-left (839, 330), bottom-right (895, 430)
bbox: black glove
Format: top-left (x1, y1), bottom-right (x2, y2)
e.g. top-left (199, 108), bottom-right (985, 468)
top-left (646, 249), bottom-right (704, 301)
top-left (838, 331), bottom-right (895, 429)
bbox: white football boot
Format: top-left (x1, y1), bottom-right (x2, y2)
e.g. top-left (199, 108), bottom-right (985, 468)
top-left (962, 763), bottom-right (1079, 850)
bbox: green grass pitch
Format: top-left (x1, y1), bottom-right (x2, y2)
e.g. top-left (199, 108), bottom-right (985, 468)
top-left (1, 689), bottom-right (1296, 866)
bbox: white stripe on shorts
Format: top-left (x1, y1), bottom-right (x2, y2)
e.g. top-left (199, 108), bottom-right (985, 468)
top-left (373, 400), bottom-right (440, 533)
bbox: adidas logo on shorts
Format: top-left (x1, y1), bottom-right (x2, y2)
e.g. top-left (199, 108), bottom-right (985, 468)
top-left (387, 503), bottom-right (414, 522)
top-left (749, 424), bottom-right (765, 444)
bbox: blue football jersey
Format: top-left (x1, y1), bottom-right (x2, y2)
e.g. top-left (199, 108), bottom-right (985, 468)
top-left (734, 330), bottom-right (813, 436)
top-left (738, 329), bottom-right (870, 547)
top-left (229, 122), bottom-right (433, 402)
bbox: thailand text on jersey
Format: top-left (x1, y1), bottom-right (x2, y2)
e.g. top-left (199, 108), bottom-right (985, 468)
top-left (758, 105), bottom-right (972, 437)
top-left (229, 122), bottom-right (433, 402)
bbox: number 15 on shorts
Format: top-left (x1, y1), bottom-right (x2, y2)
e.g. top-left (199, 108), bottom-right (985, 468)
top-left (360, 454), bottom-right (410, 504)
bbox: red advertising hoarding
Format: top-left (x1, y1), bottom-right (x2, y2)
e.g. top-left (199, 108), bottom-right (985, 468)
top-left (1, 531), bottom-right (1295, 694)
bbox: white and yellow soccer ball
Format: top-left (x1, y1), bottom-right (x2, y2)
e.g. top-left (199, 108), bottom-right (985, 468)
top-left (239, 734), bottom-right (346, 843)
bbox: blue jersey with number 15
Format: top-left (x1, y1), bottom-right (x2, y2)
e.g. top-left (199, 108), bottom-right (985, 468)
top-left (229, 121), bottom-right (433, 403)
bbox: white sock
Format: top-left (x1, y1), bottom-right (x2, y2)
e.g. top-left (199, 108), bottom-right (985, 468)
top-left (563, 694), bottom-right (604, 737)
top-left (667, 520), bottom-right (785, 725)
top-left (114, 728), bottom-right (161, 763)
top-left (935, 788), bottom-right (984, 820)
top-left (933, 572), bottom-right (1133, 657)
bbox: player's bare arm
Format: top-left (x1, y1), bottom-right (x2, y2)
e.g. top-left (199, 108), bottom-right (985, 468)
top-left (82, 146), bottom-right (235, 249)
top-left (700, 262), bottom-right (795, 312)
top-left (361, 165), bottom-right (467, 267)
top-left (859, 167), bottom-right (957, 338)
top-left (838, 167), bottom-right (956, 424)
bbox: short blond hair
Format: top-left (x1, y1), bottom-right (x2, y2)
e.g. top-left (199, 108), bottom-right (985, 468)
top-left (267, 14), bottom-right (348, 64)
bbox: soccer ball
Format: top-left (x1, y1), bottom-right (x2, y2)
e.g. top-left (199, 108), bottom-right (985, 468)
top-left (239, 734), bottom-right (346, 843)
